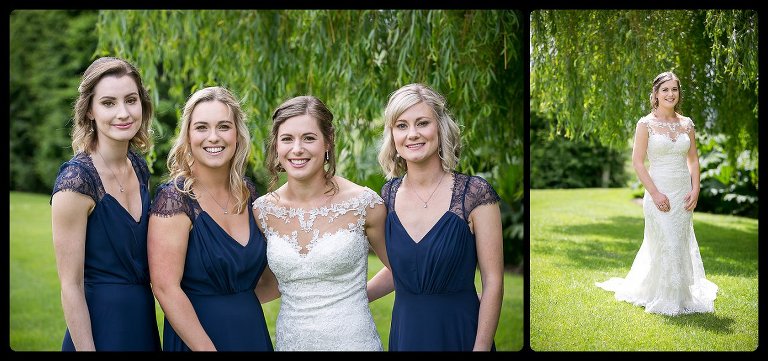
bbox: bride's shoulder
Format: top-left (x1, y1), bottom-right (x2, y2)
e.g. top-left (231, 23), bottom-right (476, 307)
top-left (678, 114), bottom-right (695, 127)
top-left (333, 177), bottom-right (382, 206)
top-left (253, 190), bottom-right (281, 208)
top-left (637, 113), bottom-right (654, 125)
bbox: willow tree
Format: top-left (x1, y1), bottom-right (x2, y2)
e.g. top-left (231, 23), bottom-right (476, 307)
top-left (530, 10), bottom-right (758, 167)
top-left (94, 10), bottom-right (523, 206)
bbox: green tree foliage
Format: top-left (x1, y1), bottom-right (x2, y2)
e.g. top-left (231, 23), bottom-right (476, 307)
top-left (530, 10), bottom-right (758, 170)
top-left (10, 10), bottom-right (99, 192)
top-left (530, 114), bottom-right (629, 189)
top-left (94, 10), bottom-right (524, 266)
top-left (96, 10), bottom-right (523, 201)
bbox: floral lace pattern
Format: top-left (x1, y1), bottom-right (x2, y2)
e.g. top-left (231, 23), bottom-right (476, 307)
top-left (252, 187), bottom-right (383, 351)
top-left (596, 116), bottom-right (717, 316)
top-left (638, 115), bottom-right (694, 142)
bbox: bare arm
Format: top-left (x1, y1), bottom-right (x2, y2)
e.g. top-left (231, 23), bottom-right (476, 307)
top-left (251, 205), bottom-right (280, 303)
top-left (632, 123), bottom-right (670, 212)
top-left (148, 214), bottom-right (216, 351)
top-left (255, 265), bottom-right (280, 303)
top-left (367, 266), bottom-right (395, 302)
top-left (469, 202), bottom-right (504, 351)
top-left (51, 191), bottom-right (96, 351)
top-left (684, 126), bottom-right (701, 211)
top-left (365, 202), bottom-right (395, 302)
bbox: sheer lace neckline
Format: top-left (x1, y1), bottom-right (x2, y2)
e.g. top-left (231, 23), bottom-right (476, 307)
top-left (647, 117), bottom-right (683, 125)
top-left (255, 188), bottom-right (382, 257)
top-left (641, 115), bottom-right (693, 143)
top-left (261, 188), bottom-right (375, 214)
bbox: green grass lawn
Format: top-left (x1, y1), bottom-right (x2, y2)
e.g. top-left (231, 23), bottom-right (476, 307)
top-left (530, 188), bottom-right (758, 351)
top-left (10, 191), bottom-right (522, 351)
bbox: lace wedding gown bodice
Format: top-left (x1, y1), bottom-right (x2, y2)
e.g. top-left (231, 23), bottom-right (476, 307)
top-left (596, 115), bottom-right (717, 316)
top-left (253, 187), bottom-right (383, 351)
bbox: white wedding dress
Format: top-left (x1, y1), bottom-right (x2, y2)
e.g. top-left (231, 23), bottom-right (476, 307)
top-left (253, 187), bottom-right (383, 351)
top-left (596, 115), bottom-right (718, 316)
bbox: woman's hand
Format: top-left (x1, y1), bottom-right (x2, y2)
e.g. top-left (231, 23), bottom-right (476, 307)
top-left (651, 191), bottom-right (670, 212)
top-left (683, 189), bottom-right (699, 211)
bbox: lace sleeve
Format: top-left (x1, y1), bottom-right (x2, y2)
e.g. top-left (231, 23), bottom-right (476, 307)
top-left (380, 179), bottom-right (394, 211)
top-left (149, 182), bottom-right (193, 219)
top-left (244, 177), bottom-right (260, 203)
top-left (463, 176), bottom-right (501, 219)
top-left (636, 117), bottom-right (651, 135)
top-left (51, 161), bottom-right (98, 204)
top-left (684, 116), bottom-right (696, 133)
top-left (128, 149), bottom-right (150, 187)
top-left (362, 187), bottom-right (384, 209)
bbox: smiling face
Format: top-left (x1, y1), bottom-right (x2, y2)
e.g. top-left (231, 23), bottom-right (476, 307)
top-left (188, 100), bottom-right (237, 171)
top-left (392, 101), bottom-right (440, 165)
top-left (654, 79), bottom-right (679, 111)
top-left (88, 75), bottom-right (143, 146)
top-left (276, 114), bottom-right (328, 182)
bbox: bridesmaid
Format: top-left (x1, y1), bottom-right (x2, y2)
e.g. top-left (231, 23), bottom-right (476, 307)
top-left (367, 83), bottom-right (504, 351)
top-left (51, 56), bottom-right (160, 351)
top-left (148, 86), bottom-right (272, 351)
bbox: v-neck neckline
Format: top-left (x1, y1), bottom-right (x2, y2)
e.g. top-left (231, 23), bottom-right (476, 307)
top-left (86, 152), bottom-right (144, 223)
top-left (390, 173), bottom-right (457, 244)
top-left (196, 202), bottom-right (254, 248)
top-left (392, 211), bottom-right (451, 244)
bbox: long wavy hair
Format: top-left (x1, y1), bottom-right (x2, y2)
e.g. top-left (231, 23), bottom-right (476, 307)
top-left (265, 95), bottom-right (337, 195)
top-left (166, 86), bottom-right (251, 214)
top-left (71, 56), bottom-right (154, 155)
top-left (649, 71), bottom-right (683, 113)
top-left (378, 83), bottom-right (461, 180)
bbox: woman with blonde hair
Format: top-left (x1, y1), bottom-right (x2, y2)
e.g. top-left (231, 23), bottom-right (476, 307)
top-left (148, 86), bottom-right (272, 351)
top-left (368, 83), bottom-right (504, 351)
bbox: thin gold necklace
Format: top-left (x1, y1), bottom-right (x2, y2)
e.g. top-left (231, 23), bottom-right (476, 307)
top-left (405, 171), bottom-right (447, 208)
top-left (96, 150), bottom-right (126, 193)
top-left (197, 183), bottom-right (231, 215)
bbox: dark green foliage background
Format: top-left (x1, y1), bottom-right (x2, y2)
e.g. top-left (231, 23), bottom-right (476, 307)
top-left (530, 114), bottom-right (629, 189)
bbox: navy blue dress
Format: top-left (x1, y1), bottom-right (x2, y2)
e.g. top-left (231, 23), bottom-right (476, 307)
top-left (150, 178), bottom-right (273, 351)
top-left (381, 173), bottom-right (500, 351)
top-left (52, 150), bottom-right (160, 351)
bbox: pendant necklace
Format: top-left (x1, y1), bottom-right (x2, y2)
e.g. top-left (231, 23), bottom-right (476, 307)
top-left (406, 171), bottom-right (447, 208)
top-left (198, 183), bottom-right (231, 215)
top-left (97, 150), bottom-right (126, 193)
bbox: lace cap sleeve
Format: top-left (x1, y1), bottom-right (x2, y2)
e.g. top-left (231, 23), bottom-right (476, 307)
top-left (683, 116), bottom-right (695, 131)
top-left (51, 159), bottom-right (98, 204)
top-left (362, 187), bottom-right (384, 209)
top-left (128, 149), bottom-right (150, 186)
top-left (244, 177), bottom-right (260, 203)
top-left (150, 181), bottom-right (193, 219)
top-left (463, 175), bottom-right (501, 218)
top-left (380, 179), bottom-right (395, 211)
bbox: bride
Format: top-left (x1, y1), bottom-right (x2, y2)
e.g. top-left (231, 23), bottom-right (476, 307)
top-left (596, 71), bottom-right (717, 316)
top-left (253, 95), bottom-right (390, 350)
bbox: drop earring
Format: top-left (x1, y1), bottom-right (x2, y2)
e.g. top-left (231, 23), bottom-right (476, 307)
top-left (326, 150), bottom-right (329, 161)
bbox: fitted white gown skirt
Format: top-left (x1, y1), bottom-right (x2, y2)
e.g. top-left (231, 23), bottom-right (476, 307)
top-left (596, 135), bottom-right (717, 315)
